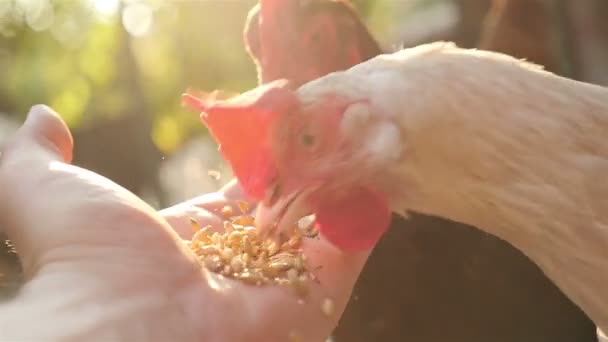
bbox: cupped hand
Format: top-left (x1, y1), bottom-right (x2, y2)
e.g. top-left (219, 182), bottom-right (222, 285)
top-left (0, 105), bottom-right (371, 342)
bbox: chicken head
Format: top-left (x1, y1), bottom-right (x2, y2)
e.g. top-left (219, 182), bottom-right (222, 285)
top-left (244, 0), bottom-right (381, 86)
top-left (183, 77), bottom-right (393, 252)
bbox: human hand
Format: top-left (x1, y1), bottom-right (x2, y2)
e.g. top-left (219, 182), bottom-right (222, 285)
top-left (0, 105), bottom-right (370, 341)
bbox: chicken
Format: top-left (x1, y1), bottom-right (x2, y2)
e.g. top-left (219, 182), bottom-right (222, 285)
top-left (241, 0), bottom-right (385, 250)
top-left (243, 0), bottom-right (381, 86)
top-left (184, 42), bottom-right (608, 336)
top-left (239, 2), bottom-right (595, 341)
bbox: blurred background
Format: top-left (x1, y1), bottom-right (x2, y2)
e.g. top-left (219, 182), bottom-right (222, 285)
top-left (1, 0), bottom-right (607, 340)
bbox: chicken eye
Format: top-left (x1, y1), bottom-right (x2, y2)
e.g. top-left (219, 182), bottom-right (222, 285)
top-left (299, 133), bottom-right (316, 147)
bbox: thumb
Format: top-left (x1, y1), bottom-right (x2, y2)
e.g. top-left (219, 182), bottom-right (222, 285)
top-left (0, 105), bottom-right (75, 271)
top-left (0, 105), bottom-right (191, 279)
top-left (1, 105), bottom-right (73, 165)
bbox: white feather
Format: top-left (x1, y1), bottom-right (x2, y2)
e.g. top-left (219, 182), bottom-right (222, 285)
top-left (298, 42), bottom-right (608, 335)
top-left (339, 102), bottom-right (370, 135)
top-left (364, 120), bottom-right (401, 163)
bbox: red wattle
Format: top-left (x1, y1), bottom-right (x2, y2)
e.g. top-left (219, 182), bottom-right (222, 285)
top-left (313, 187), bottom-right (391, 252)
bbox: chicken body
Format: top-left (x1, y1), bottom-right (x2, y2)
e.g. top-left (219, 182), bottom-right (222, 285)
top-left (243, 0), bottom-right (380, 86)
top-left (240, 1), bottom-right (597, 340)
top-left (278, 42), bottom-right (608, 334)
top-left (189, 41), bottom-right (608, 338)
top-left (238, 0), bottom-right (594, 342)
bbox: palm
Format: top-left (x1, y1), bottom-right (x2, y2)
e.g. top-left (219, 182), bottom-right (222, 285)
top-left (0, 106), bottom-right (369, 341)
top-left (163, 190), bottom-right (369, 341)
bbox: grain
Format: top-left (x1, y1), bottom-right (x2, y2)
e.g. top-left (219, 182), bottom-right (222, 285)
top-left (199, 245), bottom-right (220, 255)
top-left (204, 255), bottom-right (222, 271)
top-left (298, 215), bottom-right (319, 239)
top-left (223, 221), bottom-right (234, 233)
top-left (190, 217), bottom-right (200, 233)
top-left (288, 331), bottom-right (304, 342)
top-left (237, 200), bottom-right (249, 214)
top-left (188, 205), bottom-right (313, 297)
top-left (286, 268), bottom-right (299, 282)
top-left (207, 170), bottom-right (221, 180)
top-left (221, 247), bottom-right (234, 261)
top-left (192, 227), bottom-right (211, 244)
top-left (230, 256), bottom-right (245, 272)
top-left (320, 298), bottom-right (334, 317)
top-left (221, 205), bottom-right (233, 217)
top-left (292, 274), bottom-right (310, 298)
top-left (232, 215), bottom-right (255, 227)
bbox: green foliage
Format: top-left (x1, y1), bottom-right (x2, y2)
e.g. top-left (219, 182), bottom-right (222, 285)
top-left (0, 0), bottom-right (395, 155)
top-left (0, 0), bottom-right (257, 153)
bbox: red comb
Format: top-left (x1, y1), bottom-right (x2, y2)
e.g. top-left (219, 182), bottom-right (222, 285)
top-left (182, 80), bottom-right (297, 199)
top-left (313, 187), bottom-right (391, 252)
top-left (260, 0), bottom-right (287, 18)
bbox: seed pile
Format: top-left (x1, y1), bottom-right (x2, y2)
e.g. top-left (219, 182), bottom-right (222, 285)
top-left (187, 201), bottom-right (317, 297)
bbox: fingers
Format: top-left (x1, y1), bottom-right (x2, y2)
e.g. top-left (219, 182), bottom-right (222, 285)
top-left (160, 201), bottom-right (223, 239)
top-left (0, 106), bottom-right (72, 273)
top-left (219, 179), bottom-right (251, 201)
top-left (0, 105), bottom-right (74, 223)
top-left (0, 106), bottom-right (188, 275)
top-left (160, 173), bottom-right (372, 339)
top-left (246, 232), bottom-right (371, 339)
top-left (1, 105), bottom-right (73, 165)
top-left (599, 328), bottom-right (608, 342)
top-left (25, 105), bottom-right (74, 163)
top-left (300, 237), bottom-right (371, 326)
top-left (0, 106), bottom-right (78, 268)
top-left (160, 188), bottom-right (255, 239)
top-left (186, 235), bottom-right (372, 341)
top-left (160, 190), bottom-right (373, 340)
top-left (162, 179), bottom-right (372, 317)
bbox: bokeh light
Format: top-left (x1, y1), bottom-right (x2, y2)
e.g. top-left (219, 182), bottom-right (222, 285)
top-left (122, 1), bottom-right (153, 37)
top-left (91, 0), bottom-right (120, 19)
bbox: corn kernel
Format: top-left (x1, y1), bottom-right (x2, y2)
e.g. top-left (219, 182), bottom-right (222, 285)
top-left (221, 206), bottom-right (233, 217)
top-left (269, 261), bottom-right (290, 272)
top-left (204, 256), bottom-right (222, 271)
top-left (190, 217), bottom-right (200, 232)
top-left (232, 215), bottom-right (255, 226)
top-left (321, 298), bottom-right (334, 318)
top-left (238, 272), bottom-right (261, 285)
top-left (237, 201), bottom-right (249, 214)
top-left (251, 244), bottom-right (260, 256)
top-left (222, 265), bottom-right (232, 275)
top-left (242, 252), bottom-right (251, 265)
top-left (198, 245), bottom-right (220, 255)
top-left (230, 256), bottom-right (245, 273)
top-left (224, 221), bottom-right (235, 233)
top-left (211, 232), bottom-right (221, 244)
top-left (241, 235), bottom-right (252, 253)
top-left (227, 230), bottom-right (243, 242)
top-left (288, 331), bottom-right (303, 342)
top-left (207, 170), bottom-right (221, 180)
top-left (192, 227), bottom-right (211, 244)
top-left (286, 268), bottom-right (299, 282)
top-left (221, 247), bottom-right (234, 261)
top-left (266, 240), bottom-right (279, 256)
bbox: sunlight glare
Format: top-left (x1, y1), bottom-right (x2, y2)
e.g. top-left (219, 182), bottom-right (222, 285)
top-left (91, 0), bottom-right (120, 19)
top-left (17, 0), bottom-right (55, 32)
top-left (0, 2), bottom-right (12, 22)
top-left (122, 2), bottom-right (153, 37)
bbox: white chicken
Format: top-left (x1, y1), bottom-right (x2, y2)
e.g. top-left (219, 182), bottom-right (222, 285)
top-left (184, 42), bottom-right (608, 338)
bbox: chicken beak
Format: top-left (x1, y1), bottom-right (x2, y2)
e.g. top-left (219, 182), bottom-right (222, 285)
top-left (254, 185), bottom-right (315, 241)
